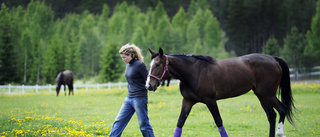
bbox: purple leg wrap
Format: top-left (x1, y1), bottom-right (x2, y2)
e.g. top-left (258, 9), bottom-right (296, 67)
top-left (173, 127), bottom-right (182, 137)
top-left (218, 126), bottom-right (228, 137)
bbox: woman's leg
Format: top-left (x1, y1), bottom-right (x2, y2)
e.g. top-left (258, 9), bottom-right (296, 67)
top-left (109, 97), bottom-right (135, 137)
top-left (133, 97), bottom-right (155, 137)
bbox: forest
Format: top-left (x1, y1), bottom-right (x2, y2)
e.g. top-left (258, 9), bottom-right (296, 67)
top-left (0, 0), bottom-right (319, 85)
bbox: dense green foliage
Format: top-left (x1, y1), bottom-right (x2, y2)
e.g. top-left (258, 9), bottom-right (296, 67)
top-left (0, 4), bottom-right (19, 83)
top-left (0, 0), bottom-right (319, 85)
top-left (306, 0), bottom-right (320, 66)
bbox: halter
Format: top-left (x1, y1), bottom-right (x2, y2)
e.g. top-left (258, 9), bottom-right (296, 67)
top-left (148, 55), bottom-right (169, 84)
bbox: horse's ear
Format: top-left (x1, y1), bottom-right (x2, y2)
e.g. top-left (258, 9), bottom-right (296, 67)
top-left (159, 47), bottom-right (164, 57)
top-left (148, 48), bottom-right (155, 55)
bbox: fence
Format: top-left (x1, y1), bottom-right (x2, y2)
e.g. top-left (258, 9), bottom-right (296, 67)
top-left (289, 66), bottom-right (320, 79)
top-left (0, 80), bottom-right (180, 95)
top-left (0, 66), bottom-right (319, 94)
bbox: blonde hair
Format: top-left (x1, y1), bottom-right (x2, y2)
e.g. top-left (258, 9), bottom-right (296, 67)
top-left (119, 43), bottom-right (144, 62)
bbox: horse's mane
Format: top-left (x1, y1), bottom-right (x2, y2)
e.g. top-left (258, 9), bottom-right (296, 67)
top-left (191, 54), bottom-right (216, 64)
top-left (169, 54), bottom-right (216, 64)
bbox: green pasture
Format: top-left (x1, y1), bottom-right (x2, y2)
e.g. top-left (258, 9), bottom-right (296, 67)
top-left (0, 82), bottom-right (319, 137)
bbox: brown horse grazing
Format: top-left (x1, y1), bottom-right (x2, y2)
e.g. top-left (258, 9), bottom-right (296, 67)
top-left (56, 70), bottom-right (74, 96)
top-left (146, 48), bottom-right (295, 137)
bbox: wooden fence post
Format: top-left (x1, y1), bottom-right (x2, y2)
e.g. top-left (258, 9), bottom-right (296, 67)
top-left (22, 84), bottom-right (25, 94)
top-left (9, 84), bottom-right (11, 94)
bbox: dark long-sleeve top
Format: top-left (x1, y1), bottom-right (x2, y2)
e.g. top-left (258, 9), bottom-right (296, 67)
top-left (125, 58), bottom-right (148, 97)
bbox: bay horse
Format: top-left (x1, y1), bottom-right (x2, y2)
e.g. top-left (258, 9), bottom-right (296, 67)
top-left (146, 48), bottom-right (295, 137)
top-left (56, 70), bottom-right (74, 96)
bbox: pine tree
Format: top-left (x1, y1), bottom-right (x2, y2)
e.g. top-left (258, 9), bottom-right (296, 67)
top-left (172, 7), bottom-right (187, 52)
top-left (78, 12), bottom-right (101, 78)
top-left (99, 41), bottom-right (123, 82)
top-left (305, 0), bottom-right (320, 66)
top-left (121, 3), bottom-right (141, 42)
top-left (203, 9), bottom-right (229, 58)
top-left (42, 33), bottom-right (65, 84)
top-left (130, 27), bottom-right (146, 51)
top-left (21, 1), bottom-right (54, 84)
top-left (97, 4), bottom-right (110, 53)
top-left (172, 7), bottom-right (187, 31)
top-left (144, 8), bottom-right (157, 52)
top-left (152, 1), bottom-right (168, 30)
top-left (20, 28), bottom-right (32, 84)
top-left (186, 19), bottom-right (199, 54)
top-left (193, 38), bottom-right (202, 54)
top-left (65, 30), bottom-right (81, 78)
top-left (227, 0), bottom-right (249, 55)
top-left (187, 0), bottom-right (209, 19)
top-left (192, 9), bottom-right (206, 46)
top-left (154, 15), bottom-right (174, 52)
top-left (7, 5), bottom-right (25, 84)
top-left (0, 4), bottom-right (19, 84)
top-left (281, 27), bottom-right (307, 79)
top-left (262, 36), bottom-right (280, 56)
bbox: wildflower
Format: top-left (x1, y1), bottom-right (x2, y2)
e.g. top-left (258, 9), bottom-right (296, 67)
top-left (26, 117), bottom-right (34, 120)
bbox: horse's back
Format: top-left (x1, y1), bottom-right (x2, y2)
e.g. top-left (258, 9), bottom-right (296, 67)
top-left (209, 54), bottom-right (281, 99)
top-left (63, 70), bottom-right (74, 77)
top-left (63, 70), bottom-right (74, 81)
top-left (56, 70), bottom-right (74, 85)
top-left (210, 56), bottom-right (255, 98)
top-left (241, 54), bottom-right (281, 76)
top-left (241, 53), bottom-right (278, 65)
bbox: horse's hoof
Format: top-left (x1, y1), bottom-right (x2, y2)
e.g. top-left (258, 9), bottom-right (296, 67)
top-left (276, 133), bottom-right (286, 137)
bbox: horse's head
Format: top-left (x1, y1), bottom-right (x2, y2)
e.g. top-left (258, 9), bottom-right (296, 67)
top-left (56, 72), bottom-right (63, 96)
top-left (146, 48), bottom-right (169, 91)
top-left (56, 85), bottom-right (61, 96)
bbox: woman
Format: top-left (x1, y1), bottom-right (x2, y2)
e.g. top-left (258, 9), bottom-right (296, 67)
top-left (109, 44), bottom-right (155, 137)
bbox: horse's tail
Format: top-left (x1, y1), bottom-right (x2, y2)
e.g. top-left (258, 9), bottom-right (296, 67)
top-left (274, 56), bottom-right (295, 125)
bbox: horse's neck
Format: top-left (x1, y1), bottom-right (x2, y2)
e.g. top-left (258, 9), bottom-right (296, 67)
top-left (168, 56), bottom-right (195, 82)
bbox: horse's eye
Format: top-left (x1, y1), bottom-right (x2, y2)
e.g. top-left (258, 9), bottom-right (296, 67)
top-left (156, 64), bottom-right (160, 67)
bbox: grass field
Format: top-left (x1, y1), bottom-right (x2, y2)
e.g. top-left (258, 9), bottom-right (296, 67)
top-left (0, 82), bottom-right (319, 137)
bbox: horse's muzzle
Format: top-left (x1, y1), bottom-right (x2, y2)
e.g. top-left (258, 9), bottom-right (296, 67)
top-left (146, 83), bottom-right (157, 91)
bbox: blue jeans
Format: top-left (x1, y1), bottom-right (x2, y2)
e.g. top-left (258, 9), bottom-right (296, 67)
top-left (109, 96), bottom-right (155, 137)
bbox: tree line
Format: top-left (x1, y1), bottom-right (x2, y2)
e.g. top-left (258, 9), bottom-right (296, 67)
top-left (0, 0), bottom-right (319, 85)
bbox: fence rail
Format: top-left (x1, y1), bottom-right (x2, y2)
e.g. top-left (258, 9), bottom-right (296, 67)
top-left (0, 80), bottom-right (180, 95)
top-left (0, 66), bottom-right (319, 94)
top-left (289, 66), bottom-right (320, 79)
top-left (0, 82), bottom-right (128, 94)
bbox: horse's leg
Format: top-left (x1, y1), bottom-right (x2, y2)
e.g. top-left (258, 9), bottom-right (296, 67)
top-left (64, 85), bottom-right (66, 96)
top-left (258, 98), bottom-right (277, 137)
top-left (56, 85), bottom-right (60, 96)
top-left (275, 100), bottom-right (287, 137)
top-left (70, 79), bottom-right (74, 95)
top-left (68, 84), bottom-right (71, 96)
top-left (205, 99), bottom-right (228, 137)
top-left (70, 84), bottom-right (74, 95)
top-left (174, 98), bottom-right (195, 137)
top-left (268, 98), bottom-right (287, 137)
